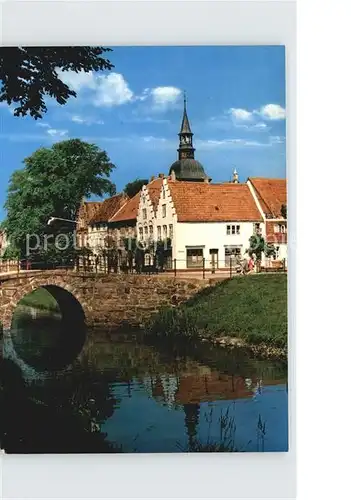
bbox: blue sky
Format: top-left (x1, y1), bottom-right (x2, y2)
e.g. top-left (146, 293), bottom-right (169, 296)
top-left (0, 45), bottom-right (286, 220)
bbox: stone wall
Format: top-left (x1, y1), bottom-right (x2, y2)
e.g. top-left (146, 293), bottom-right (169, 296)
top-left (0, 271), bottom-right (211, 331)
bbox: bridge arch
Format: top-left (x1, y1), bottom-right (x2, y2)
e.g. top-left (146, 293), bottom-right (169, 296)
top-left (2, 276), bottom-right (90, 371)
top-left (1, 274), bottom-right (90, 332)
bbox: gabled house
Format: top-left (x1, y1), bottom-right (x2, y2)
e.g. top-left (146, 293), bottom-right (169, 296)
top-left (108, 191), bottom-right (141, 241)
top-left (138, 177), bottom-right (263, 270)
top-left (247, 177), bottom-right (287, 263)
top-left (136, 176), bottom-right (164, 244)
top-left (83, 194), bottom-right (127, 254)
top-left (76, 201), bottom-right (102, 248)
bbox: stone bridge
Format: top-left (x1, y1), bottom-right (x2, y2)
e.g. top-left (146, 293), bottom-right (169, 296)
top-left (0, 271), bottom-right (212, 332)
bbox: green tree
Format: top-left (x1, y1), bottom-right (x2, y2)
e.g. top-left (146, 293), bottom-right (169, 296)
top-left (123, 178), bottom-right (149, 198)
top-left (247, 234), bottom-right (276, 270)
top-left (2, 139), bottom-right (116, 257)
top-left (0, 47), bottom-right (113, 119)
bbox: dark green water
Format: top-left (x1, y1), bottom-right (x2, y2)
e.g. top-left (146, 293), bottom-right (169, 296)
top-left (1, 308), bottom-right (288, 453)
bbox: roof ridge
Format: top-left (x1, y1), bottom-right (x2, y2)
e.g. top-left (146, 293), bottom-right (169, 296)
top-left (249, 176), bottom-right (286, 181)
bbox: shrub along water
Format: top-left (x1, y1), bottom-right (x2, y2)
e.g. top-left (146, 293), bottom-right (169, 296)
top-left (146, 274), bottom-right (287, 349)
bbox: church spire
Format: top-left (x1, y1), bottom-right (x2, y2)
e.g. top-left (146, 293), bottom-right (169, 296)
top-left (178, 91), bottom-right (195, 160)
top-left (180, 91), bottom-right (192, 134)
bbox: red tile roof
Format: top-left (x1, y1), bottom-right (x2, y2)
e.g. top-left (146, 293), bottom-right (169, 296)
top-left (90, 194), bottom-right (128, 224)
top-left (109, 192), bottom-right (141, 223)
top-left (167, 181), bottom-right (263, 222)
top-left (249, 177), bottom-right (287, 218)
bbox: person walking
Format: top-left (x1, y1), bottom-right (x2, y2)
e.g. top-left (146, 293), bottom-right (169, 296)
top-left (248, 255), bottom-right (255, 273)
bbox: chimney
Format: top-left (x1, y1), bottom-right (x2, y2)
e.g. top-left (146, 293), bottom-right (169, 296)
top-left (204, 176), bottom-right (210, 183)
top-left (170, 169), bottom-right (176, 181)
top-left (233, 168), bottom-right (239, 184)
top-left (150, 175), bottom-right (155, 182)
top-left (158, 173), bottom-right (164, 179)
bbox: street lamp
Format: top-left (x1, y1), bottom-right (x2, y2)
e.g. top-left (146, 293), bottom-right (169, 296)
top-left (47, 217), bottom-right (77, 226)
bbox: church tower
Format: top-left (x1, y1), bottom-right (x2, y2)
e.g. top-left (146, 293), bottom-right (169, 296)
top-left (177, 93), bottom-right (195, 160)
top-left (169, 92), bottom-right (209, 182)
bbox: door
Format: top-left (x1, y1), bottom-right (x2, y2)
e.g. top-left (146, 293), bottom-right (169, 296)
top-left (209, 249), bottom-right (219, 268)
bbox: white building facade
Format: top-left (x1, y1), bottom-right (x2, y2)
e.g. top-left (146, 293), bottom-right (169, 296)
top-left (138, 177), bottom-right (264, 270)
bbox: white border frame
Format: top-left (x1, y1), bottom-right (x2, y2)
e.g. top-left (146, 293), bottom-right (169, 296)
top-left (0, 1), bottom-right (296, 498)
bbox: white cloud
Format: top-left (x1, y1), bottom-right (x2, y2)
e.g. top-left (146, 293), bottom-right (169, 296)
top-left (36, 122), bottom-right (51, 128)
top-left (142, 136), bottom-right (168, 143)
top-left (197, 138), bottom-right (268, 149)
top-left (93, 73), bottom-right (134, 107)
top-left (56, 70), bottom-right (133, 107)
top-left (150, 86), bottom-right (182, 111)
top-left (256, 104), bottom-right (286, 120)
top-left (253, 122), bottom-right (267, 129)
top-left (56, 70), bottom-right (96, 91)
top-left (269, 135), bottom-right (285, 144)
top-left (47, 128), bottom-right (68, 138)
top-left (229, 108), bottom-right (253, 121)
top-left (71, 115), bottom-right (104, 125)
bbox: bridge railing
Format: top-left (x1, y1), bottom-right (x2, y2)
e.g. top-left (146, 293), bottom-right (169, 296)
top-left (0, 259), bottom-right (20, 274)
top-left (0, 256), bottom-right (287, 279)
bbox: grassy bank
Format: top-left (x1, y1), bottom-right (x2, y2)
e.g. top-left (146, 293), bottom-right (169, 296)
top-left (18, 288), bottom-right (60, 313)
top-left (146, 274), bottom-right (288, 351)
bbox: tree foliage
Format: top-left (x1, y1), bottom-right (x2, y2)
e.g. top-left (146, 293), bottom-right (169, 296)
top-left (248, 234), bottom-right (276, 262)
top-left (2, 139), bottom-right (116, 257)
top-left (0, 46), bottom-right (113, 118)
top-left (123, 178), bottom-right (149, 198)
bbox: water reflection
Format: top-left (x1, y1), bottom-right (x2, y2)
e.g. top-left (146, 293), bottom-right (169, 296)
top-left (1, 314), bottom-right (288, 453)
top-left (11, 302), bottom-right (86, 372)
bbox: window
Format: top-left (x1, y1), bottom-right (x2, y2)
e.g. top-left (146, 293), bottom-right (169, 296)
top-left (162, 204), bottom-right (166, 217)
top-left (162, 187), bottom-right (166, 199)
top-left (226, 225), bottom-right (240, 235)
top-left (186, 248), bottom-right (204, 268)
top-left (224, 246), bottom-right (242, 266)
top-left (274, 223), bottom-right (286, 234)
top-left (144, 226), bottom-right (148, 237)
top-left (139, 227), bottom-right (143, 241)
top-left (142, 208), bottom-right (147, 220)
top-left (163, 225), bottom-right (167, 239)
top-left (149, 225), bottom-right (153, 237)
top-left (169, 224), bottom-right (173, 239)
top-left (157, 226), bottom-right (161, 240)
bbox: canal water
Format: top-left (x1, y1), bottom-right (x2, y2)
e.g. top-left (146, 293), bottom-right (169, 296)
top-left (1, 307), bottom-right (288, 453)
